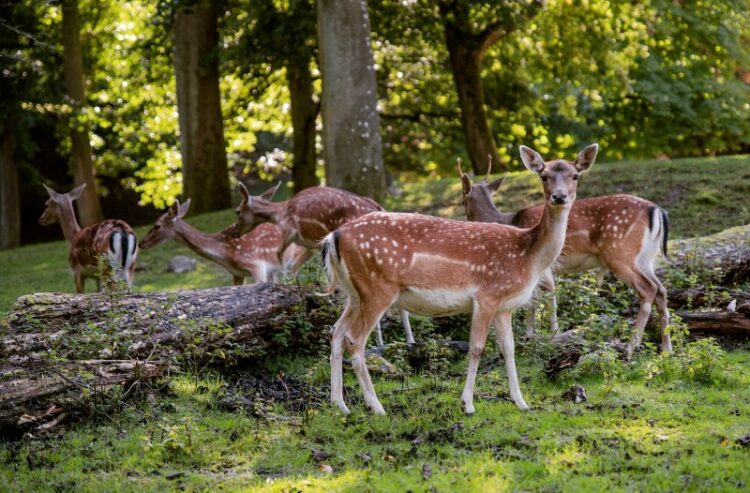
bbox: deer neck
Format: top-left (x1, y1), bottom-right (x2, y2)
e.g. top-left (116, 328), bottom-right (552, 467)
top-left (174, 221), bottom-right (229, 264)
top-left (57, 203), bottom-right (82, 244)
top-left (526, 202), bottom-right (571, 273)
top-left (253, 199), bottom-right (284, 224)
top-left (478, 207), bottom-right (516, 225)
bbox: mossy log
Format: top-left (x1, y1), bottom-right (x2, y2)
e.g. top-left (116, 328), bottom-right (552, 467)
top-left (0, 283), bottom-right (338, 435)
top-left (662, 225), bottom-right (750, 284)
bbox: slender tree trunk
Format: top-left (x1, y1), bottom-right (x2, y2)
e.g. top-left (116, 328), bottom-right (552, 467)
top-left (173, 0), bottom-right (230, 213)
top-left (61, 0), bottom-right (103, 225)
top-left (0, 123), bottom-right (19, 250)
top-left (443, 23), bottom-right (500, 176)
top-left (287, 62), bottom-right (319, 193)
top-left (317, 0), bottom-right (385, 201)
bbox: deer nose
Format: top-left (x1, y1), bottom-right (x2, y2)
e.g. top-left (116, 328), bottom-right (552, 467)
top-left (551, 192), bottom-right (568, 204)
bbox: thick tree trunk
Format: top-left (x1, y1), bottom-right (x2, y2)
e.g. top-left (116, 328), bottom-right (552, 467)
top-left (443, 26), bottom-right (500, 176)
top-left (173, 0), bottom-right (231, 213)
top-left (317, 0), bottom-right (385, 201)
top-left (0, 124), bottom-right (20, 249)
top-left (0, 283), bottom-right (336, 434)
top-left (61, 0), bottom-right (103, 225)
top-left (287, 61), bottom-right (319, 193)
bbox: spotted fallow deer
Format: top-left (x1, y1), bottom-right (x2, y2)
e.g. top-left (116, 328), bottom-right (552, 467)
top-left (39, 183), bottom-right (138, 293)
top-left (459, 156), bottom-right (672, 358)
top-left (139, 199), bottom-right (308, 285)
top-left (235, 183), bottom-right (415, 346)
top-left (322, 144), bottom-right (598, 415)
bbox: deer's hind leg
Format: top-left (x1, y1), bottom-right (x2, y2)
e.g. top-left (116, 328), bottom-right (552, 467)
top-left (344, 290), bottom-right (398, 415)
top-left (607, 260), bottom-right (658, 358)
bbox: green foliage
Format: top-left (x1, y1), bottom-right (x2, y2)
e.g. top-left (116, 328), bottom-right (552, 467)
top-left (645, 337), bottom-right (728, 384)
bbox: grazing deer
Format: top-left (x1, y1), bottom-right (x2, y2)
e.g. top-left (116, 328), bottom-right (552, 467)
top-left (139, 199), bottom-right (308, 285)
top-left (322, 144), bottom-right (598, 415)
top-left (235, 183), bottom-right (415, 346)
top-left (459, 157), bottom-right (672, 357)
top-left (39, 183), bottom-right (138, 293)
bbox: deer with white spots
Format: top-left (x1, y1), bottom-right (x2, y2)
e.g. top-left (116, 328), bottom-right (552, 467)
top-left (39, 183), bottom-right (138, 293)
top-left (235, 184), bottom-right (415, 346)
top-left (459, 153), bottom-right (672, 358)
top-left (322, 145), bottom-right (598, 416)
top-left (140, 199), bottom-right (308, 285)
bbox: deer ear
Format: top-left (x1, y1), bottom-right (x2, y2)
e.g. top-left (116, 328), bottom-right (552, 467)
top-left (488, 176), bottom-right (505, 193)
top-left (461, 173), bottom-right (472, 197)
top-left (68, 183), bottom-right (86, 201)
top-left (575, 143), bottom-right (598, 172)
top-left (519, 145), bottom-right (545, 174)
top-left (238, 182), bottom-right (250, 201)
top-left (168, 200), bottom-right (180, 217)
top-left (43, 183), bottom-right (60, 198)
top-left (177, 198), bottom-right (191, 218)
top-left (259, 181), bottom-right (281, 201)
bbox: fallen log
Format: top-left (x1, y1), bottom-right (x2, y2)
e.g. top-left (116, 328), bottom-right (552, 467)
top-left (668, 287), bottom-right (750, 310)
top-left (661, 224), bottom-right (750, 284)
top-left (0, 283), bottom-right (338, 436)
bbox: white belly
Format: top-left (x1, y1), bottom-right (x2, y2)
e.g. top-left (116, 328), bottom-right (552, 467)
top-left (558, 253), bottom-right (602, 275)
top-left (497, 282), bottom-right (538, 312)
top-left (396, 287), bottom-right (475, 317)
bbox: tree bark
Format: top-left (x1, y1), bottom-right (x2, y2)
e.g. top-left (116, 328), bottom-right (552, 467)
top-left (1, 283), bottom-right (337, 435)
top-left (173, 0), bottom-right (231, 213)
top-left (61, 0), bottom-right (103, 225)
top-left (317, 0), bottom-right (385, 201)
top-left (287, 61), bottom-right (319, 193)
top-left (439, 1), bottom-right (503, 176)
top-left (0, 123), bottom-right (20, 249)
top-left (442, 21), bottom-right (500, 176)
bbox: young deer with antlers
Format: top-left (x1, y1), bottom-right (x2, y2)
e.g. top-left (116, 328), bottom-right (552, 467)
top-left (322, 144), bottom-right (598, 415)
top-left (459, 155), bottom-right (672, 357)
top-left (39, 184), bottom-right (138, 293)
top-left (235, 183), bottom-right (415, 346)
top-left (140, 199), bottom-right (308, 285)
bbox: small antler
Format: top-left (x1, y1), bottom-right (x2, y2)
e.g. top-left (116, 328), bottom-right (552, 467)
top-left (457, 158), bottom-right (465, 176)
top-left (486, 154), bottom-right (493, 181)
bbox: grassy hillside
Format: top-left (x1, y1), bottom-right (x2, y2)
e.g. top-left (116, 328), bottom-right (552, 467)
top-left (389, 154), bottom-right (750, 240)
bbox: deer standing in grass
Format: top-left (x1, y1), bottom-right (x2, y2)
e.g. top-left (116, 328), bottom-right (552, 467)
top-left (39, 183), bottom-right (138, 293)
top-left (139, 199), bottom-right (308, 284)
top-left (235, 184), bottom-right (415, 346)
top-left (322, 144), bottom-right (598, 415)
top-left (459, 157), bottom-right (672, 357)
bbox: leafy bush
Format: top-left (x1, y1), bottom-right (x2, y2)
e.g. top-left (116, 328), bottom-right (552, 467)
top-left (645, 337), bottom-right (728, 384)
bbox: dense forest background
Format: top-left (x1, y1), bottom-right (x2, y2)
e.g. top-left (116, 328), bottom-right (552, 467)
top-left (1, 0), bottom-right (749, 247)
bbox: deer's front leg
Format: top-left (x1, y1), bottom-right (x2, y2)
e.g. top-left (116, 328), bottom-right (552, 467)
top-left (461, 301), bottom-right (495, 415)
top-left (494, 311), bottom-right (529, 410)
top-left (75, 271), bottom-right (85, 294)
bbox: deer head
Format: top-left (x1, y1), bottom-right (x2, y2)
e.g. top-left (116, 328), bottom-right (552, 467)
top-left (458, 158), bottom-right (507, 222)
top-left (519, 143), bottom-right (598, 208)
top-left (38, 183), bottom-right (86, 226)
top-left (140, 199), bottom-right (191, 249)
top-left (235, 182), bottom-right (282, 236)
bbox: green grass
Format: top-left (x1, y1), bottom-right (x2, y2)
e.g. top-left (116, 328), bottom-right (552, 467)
top-left (1, 155), bottom-right (750, 491)
top-left (2, 347), bottom-right (749, 492)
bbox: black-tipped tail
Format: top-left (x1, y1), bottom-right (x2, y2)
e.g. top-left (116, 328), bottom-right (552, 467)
top-left (660, 208), bottom-right (669, 259)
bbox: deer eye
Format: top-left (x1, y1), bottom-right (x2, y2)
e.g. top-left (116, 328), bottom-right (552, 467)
top-left (541, 176), bottom-right (549, 182)
top-left (572, 174), bottom-right (580, 181)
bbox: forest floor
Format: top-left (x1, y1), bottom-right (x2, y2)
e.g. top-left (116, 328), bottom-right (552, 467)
top-left (1, 155), bottom-right (750, 491)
